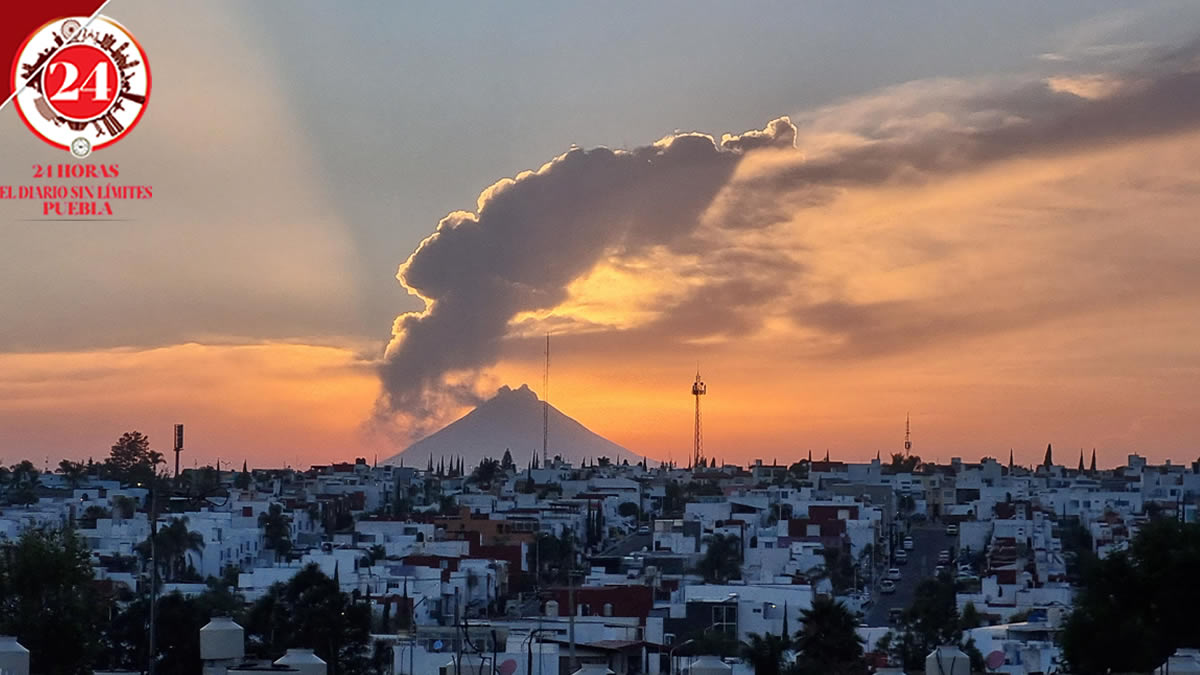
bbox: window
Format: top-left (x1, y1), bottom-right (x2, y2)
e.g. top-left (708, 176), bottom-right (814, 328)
top-left (711, 604), bottom-right (737, 635)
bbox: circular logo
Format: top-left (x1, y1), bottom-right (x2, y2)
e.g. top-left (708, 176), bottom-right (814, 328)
top-left (11, 16), bottom-right (151, 155)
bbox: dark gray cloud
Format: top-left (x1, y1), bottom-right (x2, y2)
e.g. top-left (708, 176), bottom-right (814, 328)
top-left (378, 38), bottom-right (1200, 435)
top-left (377, 120), bottom-right (797, 428)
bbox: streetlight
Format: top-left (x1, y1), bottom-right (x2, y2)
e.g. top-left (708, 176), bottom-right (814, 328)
top-left (401, 594), bottom-right (430, 675)
top-left (523, 628), bottom-right (552, 675)
top-left (668, 638), bottom-right (695, 675)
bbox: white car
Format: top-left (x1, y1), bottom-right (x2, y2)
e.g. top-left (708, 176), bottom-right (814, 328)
top-left (880, 579), bottom-right (897, 594)
top-left (895, 549), bottom-right (908, 564)
top-left (903, 536), bottom-right (915, 550)
top-left (887, 567), bottom-right (902, 581)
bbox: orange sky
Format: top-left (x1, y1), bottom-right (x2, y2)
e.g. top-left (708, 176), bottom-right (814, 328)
top-left (5, 15), bottom-right (1200, 471)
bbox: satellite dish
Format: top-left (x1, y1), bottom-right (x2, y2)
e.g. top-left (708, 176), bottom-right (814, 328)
top-left (986, 650), bottom-right (1006, 669)
top-left (433, 640), bottom-right (445, 651)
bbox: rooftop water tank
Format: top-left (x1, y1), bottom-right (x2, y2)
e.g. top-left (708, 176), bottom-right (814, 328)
top-left (688, 655), bottom-right (732, 675)
top-left (545, 600), bottom-right (559, 617)
top-left (274, 649), bottom-right (327, 675)
top-left (926, 645), bottom-right (969, 675)
top-left (200, 616), bottom-right (245, 662)
top-left (0, 636), bottom-right (30, 675)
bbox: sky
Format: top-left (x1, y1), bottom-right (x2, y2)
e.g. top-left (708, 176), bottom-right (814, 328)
top-left (3, 1), bottom-right (1200, 470)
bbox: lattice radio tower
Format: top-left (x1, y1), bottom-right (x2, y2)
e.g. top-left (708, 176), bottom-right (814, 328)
top-left (692, 370), bottom-right (706, 467)
top-left (904, 413), bottom-right (912, 455)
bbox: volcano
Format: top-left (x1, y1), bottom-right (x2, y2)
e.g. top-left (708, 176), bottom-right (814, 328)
top-left (381, 384), bottom-right (642, 467)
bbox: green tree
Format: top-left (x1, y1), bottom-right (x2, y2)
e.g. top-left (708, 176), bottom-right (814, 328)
top-left (97, 582), bottom-right (243, 674)
top-left (138, 517), bottom-right (206, 582)
top-left (57, 459), bottom-right (88, 489)
top-left (788, 460), bottom-right (810, 479)
top-left (617, 501), bottom-right (640, 518)
top-left (79, 505), bottom-right (111, 528)
top-left (470, 457), bottom-right (502, 488)
top-left (235, 460), bottom-right (252, 490)
top-left (1061, 519), bottom-right (1200, 672)
top-left (888, 453), bottom-right (922, 474)
top-left (819, 546), bottom-right (859, 594)
top-left (529, 532), bottom-right (575, 585)
top-left (244, 563), bottom-right (372, 675)
top-left (501, 449), bottom-right (515, 471)
top-left (740, 631), bottom-right (791, 675)
top-left (113, 494), bottom-right (138, 520)
top-left (697, 534), bottom-right (742, 584)
top-left (0, 527), bottom-right (106, 674)
top-left (259, 503), bottom-right (293, 562)
top-left (105, 431), bottom-right (164, 485)
top-left (791, 596), bottom-right (866, 675)
top-left (889, 575), bottom-right (962, 670)
top-left (663, 480), bottom-right (685, 516)
top-left (5, 460), bottom-right (41, 505)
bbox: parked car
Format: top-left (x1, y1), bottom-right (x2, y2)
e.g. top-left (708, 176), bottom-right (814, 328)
top-left (638, 526), bottom-right (650, 534)
top-left (880, 579), bottom-right (897, 594)
top-left (938, 550), bottom-right (951, 564)
top-left (895, 549), bottom-right (908, 564)
top-left (934, 564), bottom-right (946, 577)
top-left (945, 524), bottom-right (958, 536)
top-left (887, 567), bottom-right (902, 580)
top-left (903, 536), bottom-right (915, 550)
top-left (888, 607), bottom-right (904, 623)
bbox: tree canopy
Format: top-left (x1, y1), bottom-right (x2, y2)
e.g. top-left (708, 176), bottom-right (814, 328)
top-left (0, 527), bottom-right (106, 674)
top-left (244, 563), bottom-right (372, 674)
top-left (791, 596), bottom-right (866, 675)
top-left (697, 533), bottom-right (742, 584)
top-left (1062, 518), bottom-right (1200, 672)
top-left (105, 431), bottom-right (164, 485)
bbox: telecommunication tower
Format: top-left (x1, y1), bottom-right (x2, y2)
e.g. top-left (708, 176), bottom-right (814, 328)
top-left (904, 413), bottom-right (912, 455)
top-left (692, 371), bottom-right (706, 467)
top-left (173, 424), bottom-right (184, 479)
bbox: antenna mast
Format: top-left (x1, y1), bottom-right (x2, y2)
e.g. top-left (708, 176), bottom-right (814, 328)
top-left (904, 413), bottom-right (912, 455)
top-left (692, 370), bottom-right (706, 467)
top-left (543, 333), bottom-right (549, 467)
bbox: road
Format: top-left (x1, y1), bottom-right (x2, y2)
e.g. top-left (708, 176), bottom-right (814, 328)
top-left (598, 532), bottom-right (652, 557)
top-left (864, 524), bottom-right (952, 626)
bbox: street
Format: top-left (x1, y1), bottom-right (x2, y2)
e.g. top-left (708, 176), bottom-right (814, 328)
top-left (863, 524), bottom-right (951, 626)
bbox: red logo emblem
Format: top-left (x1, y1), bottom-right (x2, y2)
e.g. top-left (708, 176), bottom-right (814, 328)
top-left (11, 16), bottom-right (150, 158)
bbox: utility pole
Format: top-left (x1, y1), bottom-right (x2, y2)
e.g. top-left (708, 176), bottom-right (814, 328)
top-left (148, 483), bottom-right (158, 675)
top-left (568, 568), bottom-right (577, 672)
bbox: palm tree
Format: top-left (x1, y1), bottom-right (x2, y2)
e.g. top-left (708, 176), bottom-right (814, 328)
top-left (698, 534), bottom-right (742, 584)
top-left (792, 596), bottom-right (867, 675)
top-left (259, 503), bottom-right (292, 562)
top-left (57, 459), bottom-right (88, 489)
top-left (740, 631), bottom-right (791, 675)
top-left (138, 516), bottom-right (205, 581)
